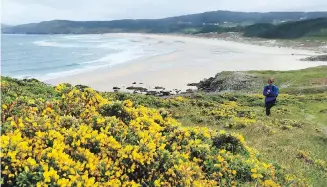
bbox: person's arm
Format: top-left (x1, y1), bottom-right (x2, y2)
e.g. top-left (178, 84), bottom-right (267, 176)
top-left (275, 87), bottom-right (279, 97)
top-left (263, 86), bottom-right (268, 96)
top-left (268, 86), bottom-right (278, 97)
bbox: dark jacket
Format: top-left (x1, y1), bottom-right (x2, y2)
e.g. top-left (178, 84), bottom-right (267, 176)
top-left (263, 84), bottom-right (279, 104)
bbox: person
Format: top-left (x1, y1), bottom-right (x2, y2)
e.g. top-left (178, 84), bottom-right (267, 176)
top-left (263, 77), bottom-right (279, 116)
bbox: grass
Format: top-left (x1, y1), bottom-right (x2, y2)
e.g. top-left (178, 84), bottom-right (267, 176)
top-left (104, 66), bottom-right (327, 186)
top-left (1, 66), bottom-right (327, 186)
top-left (222, 66), bottom-right (327, 94)
top-left (163, 94), bottom-right (327, 186)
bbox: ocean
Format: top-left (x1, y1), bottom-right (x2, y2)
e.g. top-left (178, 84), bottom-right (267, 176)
top-left (1, 34), bottom-right (173, 81)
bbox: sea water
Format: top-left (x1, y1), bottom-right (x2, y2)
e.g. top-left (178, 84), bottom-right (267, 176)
top-left (1, 34), bottom-right (173, 81)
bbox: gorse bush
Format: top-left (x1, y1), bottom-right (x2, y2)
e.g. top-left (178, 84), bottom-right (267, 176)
top-left (1, 79), bottom-right (284, 187)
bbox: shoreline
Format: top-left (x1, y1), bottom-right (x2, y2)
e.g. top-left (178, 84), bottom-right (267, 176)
top-left (44, 33), bottom-right (327, 92)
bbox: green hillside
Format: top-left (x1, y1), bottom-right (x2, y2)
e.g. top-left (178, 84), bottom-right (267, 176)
top-left (243, 18), bottom-right (327, 39)
top-left (2, 11), bottom-right (327, 34)
top-left (1, 66), bottom-right (327, 186)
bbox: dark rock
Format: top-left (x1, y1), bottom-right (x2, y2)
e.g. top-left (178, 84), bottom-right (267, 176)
top-left (160, 91), bottom-right (171, 96)
top-left (133, 90), bottom-right (141, 94)
top-left (301, 54), bottom-right (327, 61)
top-left (186, 89), bottom-right (194, 93)
top-left (146, 91), bottom-right (159, 96)
top-left (154, 86), bottom-right (165, 90)
top-left (132, 82), bottom-right (137, 84)
top-left (187, 83), bottom-right (198, 86)
top-left (126, 86), bottom-right (148, 92)
top-left (113, 86), bottom-right (120, 90)
top-left (195, 72), bottom-right (259, 92)
top-left (75, 84), bottom-right (89, 90)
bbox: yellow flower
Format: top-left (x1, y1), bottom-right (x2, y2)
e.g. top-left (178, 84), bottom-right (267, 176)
top-left (8, 173), bottom-right (15, 178)
top-left (43, 171), bottom-right (51, 183)
top-left (115, 171), bottom-right (121, 177)
top-left (96, 117), bottom-right (105, 124)
top-left (154, 179), bottom-right (161, 187)
top-left (264, 180), bottom-right (280, 187)
top-left (69, 168), bottom-right (75, 175)
top-left (57, 178), bottom-right (70, 187)
top-left (219, 149), bottom-right (226, 154)
top-left (1, 79), bottom-right (285, 187)
top-left (2, 104), bottom-right (8, 109)
top-left (251, 173), bottom-right (258, 179)
top-left (218, 155), bottom-right (224, 162)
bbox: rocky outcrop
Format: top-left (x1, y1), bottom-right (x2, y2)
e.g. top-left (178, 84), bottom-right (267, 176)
top-left (126, 86), bottom-right (148, 92)
top-left (301, 54), bottom-right (327, 61)
top-left (154, 86), bottom-right (165, 90)
top-left (146, 91), bottom-right (159, 96)
top-left (194, 71), bottom-right (260, 92)
top-left (160, 91), bottom-right (171, 96)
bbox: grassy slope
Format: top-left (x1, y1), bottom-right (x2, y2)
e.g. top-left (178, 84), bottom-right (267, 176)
top-left (197, 66), bottom-right (327, 94)
top-left (161, 94), bottom-right (327, 186)
top-left (247, 66), bottom-right (327, 93)
top-left (1, 66), bottom-right (326, 186)
top-left (105, 66), bottom-right (327, 186)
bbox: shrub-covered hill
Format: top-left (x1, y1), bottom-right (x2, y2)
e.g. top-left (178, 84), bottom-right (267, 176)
top-left (3, 11), bottom-right (327, 34)
top-left (1, 66), bottom-right (327, 186)
top-left (242, 18), bottom-right (327, 39)
top-left (1, 77), bottom-right (285, 186)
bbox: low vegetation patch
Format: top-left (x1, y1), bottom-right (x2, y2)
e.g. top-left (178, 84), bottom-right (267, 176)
top-left (1, 78), bottom-right (285, 186)
top-left (1, 65), bottom-right (327, 186)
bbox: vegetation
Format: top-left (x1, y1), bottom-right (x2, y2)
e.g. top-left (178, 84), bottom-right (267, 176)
top-left (3, 11), bottom-right (327, 35)
top-left (243, 18), bottom-right (327, 39)
top-left (192, 18), bottom-right (327, 39)
top-left (1, 66), bottom-right (327, 186)
top-left (195, 66), bottom-right (327, 94)
top-left (1, 78), bottom-right (285, 187)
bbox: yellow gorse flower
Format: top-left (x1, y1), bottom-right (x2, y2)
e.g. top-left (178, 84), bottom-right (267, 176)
top-left (0, 83), bottom-right (281, 186)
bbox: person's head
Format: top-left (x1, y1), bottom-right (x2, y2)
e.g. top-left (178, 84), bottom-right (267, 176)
top-left (268, 77), bottom-right (275, 85)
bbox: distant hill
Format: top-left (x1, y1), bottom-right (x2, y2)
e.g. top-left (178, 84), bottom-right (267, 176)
top-left (243, 18), bottom-right (327, 39)
top-left (165, 11), bottom-right (327, 24)
top-left (1, 24), bottom-right (12, 29)
top-left (2, 11), bottom-right (327, 34)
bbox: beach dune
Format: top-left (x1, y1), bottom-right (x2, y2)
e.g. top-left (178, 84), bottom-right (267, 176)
top-left (46, 34), bottom-right (327, 91)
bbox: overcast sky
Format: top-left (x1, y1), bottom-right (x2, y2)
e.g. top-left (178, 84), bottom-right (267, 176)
top-left (2, 0), bottom-right (327, 25)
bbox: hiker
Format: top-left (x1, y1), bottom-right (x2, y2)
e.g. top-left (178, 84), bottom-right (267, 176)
top-left (263, 77), bottom-right (279, 116)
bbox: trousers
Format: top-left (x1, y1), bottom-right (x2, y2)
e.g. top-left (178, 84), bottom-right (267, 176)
top-left (265, 102), bottom-right (275, 116)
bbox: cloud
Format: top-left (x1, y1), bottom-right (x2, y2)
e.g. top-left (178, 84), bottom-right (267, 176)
top-left (2, 0), bottom-right (327, 25)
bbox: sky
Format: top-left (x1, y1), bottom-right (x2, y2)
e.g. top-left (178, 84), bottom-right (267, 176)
top-left (2, 0), bottom-right (327, 25)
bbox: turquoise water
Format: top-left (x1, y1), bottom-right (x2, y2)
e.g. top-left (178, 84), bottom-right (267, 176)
top-left (1, 34), bottom-right (161, 80)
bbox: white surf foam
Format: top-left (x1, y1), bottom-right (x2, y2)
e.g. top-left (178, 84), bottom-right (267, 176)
top-left (33, 41), bottom-right (79, 48)
top-left (39, 47), bottom-right (176, 81)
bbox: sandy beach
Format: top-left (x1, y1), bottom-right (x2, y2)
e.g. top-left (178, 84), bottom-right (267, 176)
top-left (46, 33), bottom-right (327, 92)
